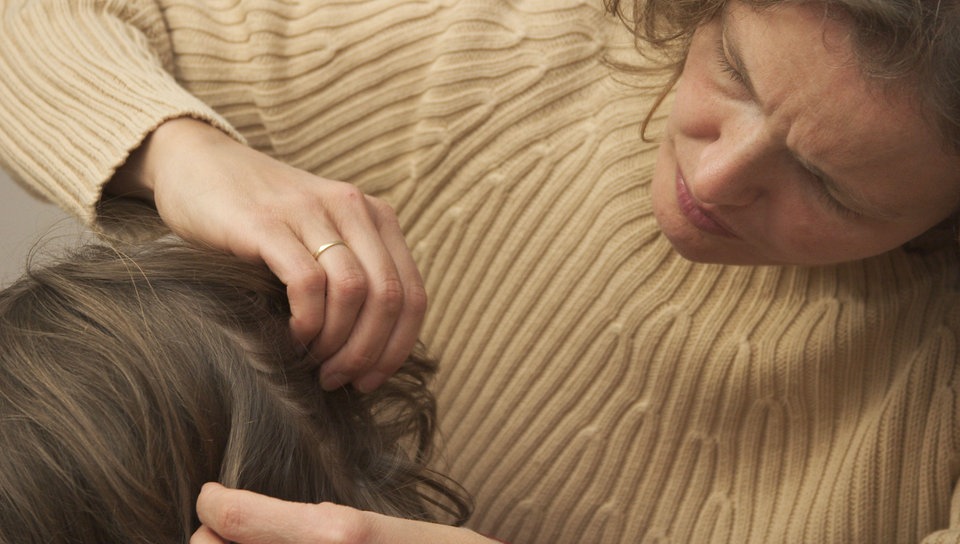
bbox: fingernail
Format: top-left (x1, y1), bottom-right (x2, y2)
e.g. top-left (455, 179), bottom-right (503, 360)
top-left (321, 373), bottom-right (349, 391)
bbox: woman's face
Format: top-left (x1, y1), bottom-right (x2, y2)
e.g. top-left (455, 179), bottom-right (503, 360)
top-left (652, 1), bottom-right (960, 265)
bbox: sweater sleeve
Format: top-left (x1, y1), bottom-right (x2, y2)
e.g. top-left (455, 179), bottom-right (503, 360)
top-left (0, 0), bottom-right (242, 225)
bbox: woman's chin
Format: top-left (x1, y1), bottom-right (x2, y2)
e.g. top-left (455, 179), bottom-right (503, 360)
top-left (662, 228), bottom-right (731, 263)
top-left (654, 212), bottom-right (771, 265)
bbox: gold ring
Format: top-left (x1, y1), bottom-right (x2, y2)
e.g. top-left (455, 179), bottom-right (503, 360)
top-left (312, 240), bottom-right (348, 260)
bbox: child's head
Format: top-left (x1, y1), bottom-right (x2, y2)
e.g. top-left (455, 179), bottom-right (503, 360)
top-left (0, 240), bottom-right (468, 543)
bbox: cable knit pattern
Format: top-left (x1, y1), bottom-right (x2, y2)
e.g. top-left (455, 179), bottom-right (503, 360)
top-left (1, 1), bottom-right (959, 542)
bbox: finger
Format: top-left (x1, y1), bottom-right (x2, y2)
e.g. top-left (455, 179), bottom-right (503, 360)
top-left (196, 482), bottom-right (307, 544)
top-left (256, 227), bottom-right (329, 348)
top-left (305, 235), bottom-right (367, 363)
top-left (318, 200), bottom-right (406, 389)
top-left (354, 201), bottom-right (427, 392)
top-left (190, 525), bottom-right (228, 544)
top-left (196, 483), bottom-right (371, 544)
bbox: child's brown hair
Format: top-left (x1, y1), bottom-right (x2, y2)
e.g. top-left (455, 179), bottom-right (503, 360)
top-left (0, 239), bottom-right (469, 543)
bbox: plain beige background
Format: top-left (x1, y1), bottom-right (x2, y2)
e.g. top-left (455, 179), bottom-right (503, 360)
top-left (0, 169), bottom-right (82, 286)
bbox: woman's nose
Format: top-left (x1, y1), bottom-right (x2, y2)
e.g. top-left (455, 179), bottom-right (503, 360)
top-left (690, 126), bottom-right (769, 208)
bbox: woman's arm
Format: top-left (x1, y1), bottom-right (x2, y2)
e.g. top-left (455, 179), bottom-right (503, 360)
top-left (0, 0), bottom-right (239, 221)
top-left (0, 1), bottom-right (425, 390)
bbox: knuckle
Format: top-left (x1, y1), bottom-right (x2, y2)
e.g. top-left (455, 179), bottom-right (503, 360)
top-left (405, 282), bottom-right (428, 318)
top-left (334, 270), bottom-right (368, 305)
top-left (367, 196), bottom-right (399, 223)
top-left (311, 504), bottom-right (372, 543)
top-left (332, 184), bottom-right (367, 207)
top-left (371, 276), bottom-right (406, 316)
top-left (212, 503), bottom-right (249, 537)
top-left (296, 192), bottom-right (335, 217)
top-left (288, 267), bottom-right (327, 296)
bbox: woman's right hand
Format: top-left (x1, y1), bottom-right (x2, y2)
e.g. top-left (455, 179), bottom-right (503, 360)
top-left (108, 117), bottom-right (426, 392)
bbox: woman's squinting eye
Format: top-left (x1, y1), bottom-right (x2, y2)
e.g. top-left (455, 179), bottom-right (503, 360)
top-left (714, 35), bottom-right (861, 220)
top-left (808, 172), bottom-right (862, 219)
top-left (714, 38), bottom-right (746, 86)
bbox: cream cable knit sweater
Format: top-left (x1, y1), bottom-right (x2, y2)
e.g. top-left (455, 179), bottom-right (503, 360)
top-left (2, 1), bottom-right (960, 543)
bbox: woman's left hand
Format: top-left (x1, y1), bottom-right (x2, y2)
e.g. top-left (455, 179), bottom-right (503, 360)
top-left (190, 483), bottom-right (498, 544)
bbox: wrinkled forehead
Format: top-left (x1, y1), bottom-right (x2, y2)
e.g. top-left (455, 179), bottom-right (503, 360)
top-left (728, 1), bottom-right (960, 212)
top-left (732, 0), bottom-right (956, 152)
top-left (728, 3), bottom-right (928, 157)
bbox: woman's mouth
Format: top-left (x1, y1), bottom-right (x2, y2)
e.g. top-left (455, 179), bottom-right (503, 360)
top-left (675, 171), bottom-right (737, 238)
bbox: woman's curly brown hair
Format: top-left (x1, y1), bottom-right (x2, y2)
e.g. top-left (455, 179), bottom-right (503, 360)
top-left (606, 0), bottom-right (960, 152)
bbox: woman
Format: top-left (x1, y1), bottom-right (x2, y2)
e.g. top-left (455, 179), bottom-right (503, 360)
top-left (0, 0), bottom-right (958, 542)
top-left (0, 239), bottom-right (478, 543)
